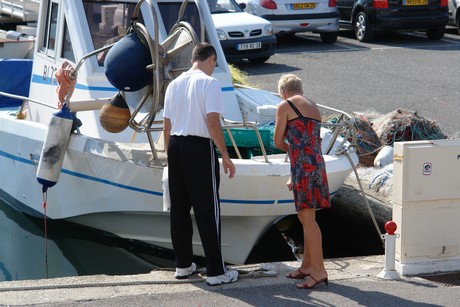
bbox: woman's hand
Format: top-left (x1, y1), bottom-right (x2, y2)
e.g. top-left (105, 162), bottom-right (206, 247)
top-left (287, 177), bottom-right (292, 191)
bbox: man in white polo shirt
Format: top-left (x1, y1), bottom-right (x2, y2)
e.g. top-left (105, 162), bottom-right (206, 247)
top-left (163, 42), bottom-right (238, 286)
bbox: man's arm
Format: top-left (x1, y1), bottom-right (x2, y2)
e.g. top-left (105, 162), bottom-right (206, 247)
top-left (207, 112), bottom-right (235, 179)
top-left (163, 117), bottom-right (171, 156)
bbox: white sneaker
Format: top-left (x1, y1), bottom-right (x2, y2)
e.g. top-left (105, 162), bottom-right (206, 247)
top-left (206, 270), bottom-right (239, 286)
top-left (174, 262), bottom-right (196, 279)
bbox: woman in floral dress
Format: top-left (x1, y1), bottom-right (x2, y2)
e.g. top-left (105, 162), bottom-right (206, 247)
top-left (274, 74), bottom-right (330, 289)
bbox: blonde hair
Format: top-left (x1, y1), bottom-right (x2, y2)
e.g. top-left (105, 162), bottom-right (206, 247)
top-left (278, 74), bottom-right (303, 95)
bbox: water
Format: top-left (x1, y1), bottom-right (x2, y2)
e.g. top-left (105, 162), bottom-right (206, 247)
top-left (0, 197), bottom-right (384, 282)
top-left (0, 198), bottom-right (175, 282)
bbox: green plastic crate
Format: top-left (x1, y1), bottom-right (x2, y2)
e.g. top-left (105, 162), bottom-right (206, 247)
top-left (223, 128), bottom-right (271, 148)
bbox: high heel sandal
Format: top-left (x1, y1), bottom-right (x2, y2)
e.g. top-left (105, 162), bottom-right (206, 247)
top-left (296, 276), bottom-right (328, 289)
top-left (286, 268), bottom-right (310, 279)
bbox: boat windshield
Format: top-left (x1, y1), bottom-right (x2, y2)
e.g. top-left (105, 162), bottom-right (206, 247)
top-left (82, 1), bottom-right (144, 66)
top-left (62, 19), bottom-right (76, 63)
top-left (157, 1), bottom-right (204, 41)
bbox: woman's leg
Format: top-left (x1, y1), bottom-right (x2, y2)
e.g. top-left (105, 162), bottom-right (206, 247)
top-left (300, 212), bottom-right (313, 273)
top-left (287, 211), bottom-right (313, 278)
top-left (297, 208), bottom-right (328, 287)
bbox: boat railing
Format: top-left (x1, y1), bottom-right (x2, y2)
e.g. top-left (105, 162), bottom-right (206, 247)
top-left (220, 112), bottom-right (356, 164)
top-left (316, 103), bottom-right (357, 156)
top-left (0, 90), bottom-right (44, 108)
top-left (0, 88), bottom-right (356, 166)
top-left (0, 43), bottom-right (118, 116)
top-left (0, 90), bottom-right (54, 121)
top-left (261, 90), bottom-right (358, 157)
top-left (221, 117), bottom-right (269, 162)
top-left (231, 83), bottom-right (357, 158)
top-left (147, 86), bottom-right (358, 164)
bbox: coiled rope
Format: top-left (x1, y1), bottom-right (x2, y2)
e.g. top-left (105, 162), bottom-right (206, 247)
top-left (55, 61), bottom-right (76, 109)
top-left (368, 168), bottom-right (393, 193)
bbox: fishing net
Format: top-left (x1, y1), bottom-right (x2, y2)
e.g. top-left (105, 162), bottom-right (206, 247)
top-left (373, 109), bottom-right (448, 146)
top-left (352, 113), bottom-right (383, 167)
top-left (324, 112), bottom-right (382, 167)
top-left (325, 109), bottom-right (448, 167)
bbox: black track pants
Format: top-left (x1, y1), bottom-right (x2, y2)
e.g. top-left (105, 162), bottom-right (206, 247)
top-left (167, 135), bottom-right (226, 277)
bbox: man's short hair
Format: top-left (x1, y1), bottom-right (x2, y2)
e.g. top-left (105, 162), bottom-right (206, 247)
top-left (192, 43), bottom-right (217, 62)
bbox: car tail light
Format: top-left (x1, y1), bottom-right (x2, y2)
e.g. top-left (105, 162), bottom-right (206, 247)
top-left (440, 0), bottom-right (448, 6)
top-left (373, 0), bottom-right (388, 8)
top-left (260, 0), bottom-right (277, 9)
top-left (328, 0), bottom-right (336, 7)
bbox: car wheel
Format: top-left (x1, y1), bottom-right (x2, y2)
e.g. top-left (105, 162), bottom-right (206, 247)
top-left (456, 14), bottom-right (460, 35)
top-left (355, 12), bottom-right (374, 42)
top-left (320, 32), bottom-right (338, 44)
top-left (426, 28), bottom-right (444, 40)
top-left (248, 56), bottom-right (270, 64)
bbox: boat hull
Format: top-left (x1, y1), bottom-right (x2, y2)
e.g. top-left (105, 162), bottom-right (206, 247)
top-left (0, 109), bottom-right (357, 264)
top-left (0, 39), bottom-right (34, 59)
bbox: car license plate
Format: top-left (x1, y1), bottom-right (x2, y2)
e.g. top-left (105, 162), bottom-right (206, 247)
top-left (403, 0), bottom-right (428, 5)
top-left (237, 42), bottom-right (262, 51)
top-left (291, 3), bottom-right (316, 9)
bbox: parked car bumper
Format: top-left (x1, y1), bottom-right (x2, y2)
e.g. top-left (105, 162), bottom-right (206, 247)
top-left (370, 8), bottom-right (449, 31)
top-left (261, 12), bottom-right (339, 34)
top-left (220, 35), bottom-right (276, 61)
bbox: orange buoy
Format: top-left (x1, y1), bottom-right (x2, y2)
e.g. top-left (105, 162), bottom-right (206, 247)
top-left (99, 92), bottom-right (131, 133)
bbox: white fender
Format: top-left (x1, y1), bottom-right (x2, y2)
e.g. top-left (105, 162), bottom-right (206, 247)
top-left (36, 105), bottom-right (73, 192)
top-left (374, 145), bottom-right (394, 168)
top-left (162, 166), bottom-right (171, 212)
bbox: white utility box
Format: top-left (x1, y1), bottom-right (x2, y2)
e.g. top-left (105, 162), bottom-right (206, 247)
top-left (392, 139), bottom-right (460, 275)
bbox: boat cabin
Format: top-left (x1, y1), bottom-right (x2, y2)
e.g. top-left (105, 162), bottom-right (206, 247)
top-left (26, 0), bottom-right (242, 143)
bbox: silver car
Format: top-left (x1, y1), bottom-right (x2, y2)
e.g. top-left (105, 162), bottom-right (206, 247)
top-left (240, 0), bottom-right (339, 43)
top-left (448, 0), bottom-right (460, 34)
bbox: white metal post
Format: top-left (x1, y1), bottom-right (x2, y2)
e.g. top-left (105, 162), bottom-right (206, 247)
top-left (377, 221), bottom-right (401, 279)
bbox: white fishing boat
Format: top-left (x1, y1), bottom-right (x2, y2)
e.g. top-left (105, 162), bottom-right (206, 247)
top-left (0, 0), bottom-right (358, 264)
top-left (0, 30), bottom-right (35, 59)
top-left (0, 0), bottom-right (39, 59)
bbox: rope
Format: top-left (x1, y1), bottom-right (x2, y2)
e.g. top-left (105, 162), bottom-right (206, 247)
top-left (326, 111), bottom-right (383, 243)
top-left (0, 268), bottom-right (277, 292)
top-left (55, 61), bottom-right (76, 109)
top-left (42, 191), bottom-right (49, 279)
top-left (343, 151), bottom-right (384, 245)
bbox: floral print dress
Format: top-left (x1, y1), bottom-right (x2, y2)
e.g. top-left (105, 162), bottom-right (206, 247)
top-left (284, 99), bottom-right (331, 212)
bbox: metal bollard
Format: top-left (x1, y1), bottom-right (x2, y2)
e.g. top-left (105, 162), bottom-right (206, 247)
top-left (377, 221), bottom-right (401, 279)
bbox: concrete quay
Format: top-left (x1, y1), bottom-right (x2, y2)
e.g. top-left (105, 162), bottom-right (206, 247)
top-left (0, 255), bottom-right (459, 306)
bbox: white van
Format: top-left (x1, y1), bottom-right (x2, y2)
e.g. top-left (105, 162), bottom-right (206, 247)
top-left (208, 0), bottom-right (277, 63)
